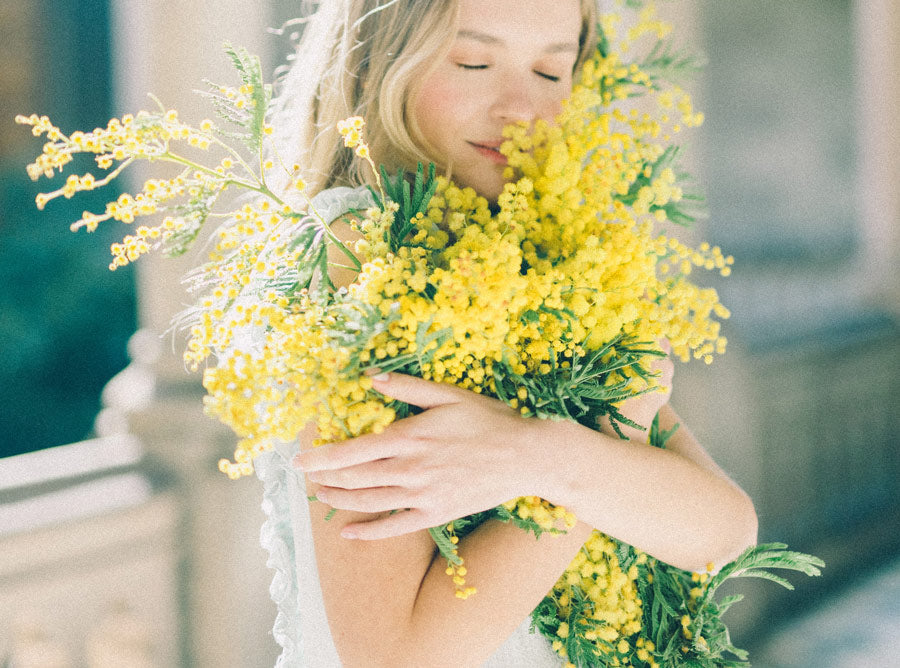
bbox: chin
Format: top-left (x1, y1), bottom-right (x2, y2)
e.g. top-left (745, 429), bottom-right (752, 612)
top-left (452, 167), bottom-right (506, 204)
top-left (465, 179), bottom-right (505, 204)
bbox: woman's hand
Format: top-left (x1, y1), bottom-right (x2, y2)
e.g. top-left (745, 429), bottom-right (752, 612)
top-left (599, 338), bottom-right (674, 442)
top-left (293, 373), bottom-right (541, 540)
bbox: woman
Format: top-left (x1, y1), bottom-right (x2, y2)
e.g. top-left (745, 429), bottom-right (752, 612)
top-left (258, 1), bottom-right (757, 665)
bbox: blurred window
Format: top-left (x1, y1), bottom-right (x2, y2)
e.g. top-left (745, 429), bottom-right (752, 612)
top-left (0, 0), bottom-right (137, 459)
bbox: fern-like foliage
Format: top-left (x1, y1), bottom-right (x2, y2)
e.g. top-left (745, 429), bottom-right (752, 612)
top-left (617, 146), bottom-right (707, 227)
top-left (369, 162), bottom-right (439, 253)
top-left (199, 43), bottom-right (272, 152)
top-left (640, 39), bottom-right (707, 87)
top-left (164, 175), bottom-right (223, 257)
top-left (632, 543), bottom-right (825, 666)
top-left (490, 332), bottom-right (667, 439)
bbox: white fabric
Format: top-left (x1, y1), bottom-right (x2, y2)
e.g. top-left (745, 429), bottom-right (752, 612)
top-left (305, 185), bottom-right (377, 225)
top-left (255, 185), bottom-right (563, 667)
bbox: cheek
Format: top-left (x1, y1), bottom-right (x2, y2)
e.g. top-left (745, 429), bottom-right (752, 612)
top-left (541, 82), bottom-right (573, 121)
top-left (412, 73), bottom-right (468, 143)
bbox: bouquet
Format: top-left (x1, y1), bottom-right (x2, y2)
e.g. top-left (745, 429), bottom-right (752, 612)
top-left (18, 4), bottom-right (822, 666)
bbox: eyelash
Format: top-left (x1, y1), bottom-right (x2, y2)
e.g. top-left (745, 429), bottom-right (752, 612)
top-left (457, 64), bottom-right (560, 82)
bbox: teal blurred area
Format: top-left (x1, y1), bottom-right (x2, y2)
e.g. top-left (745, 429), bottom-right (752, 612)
top-left (678, 0), bottom-right (900, 659)
top-left (0, 0), bottom-right (137, 458)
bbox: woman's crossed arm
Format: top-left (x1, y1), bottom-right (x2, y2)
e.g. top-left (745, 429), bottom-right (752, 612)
top-left (296, 372), bottom-right (756, 666)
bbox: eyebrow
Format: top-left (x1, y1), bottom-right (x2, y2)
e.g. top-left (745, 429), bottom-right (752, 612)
top-left (456, 29), bottom-right (579, 54)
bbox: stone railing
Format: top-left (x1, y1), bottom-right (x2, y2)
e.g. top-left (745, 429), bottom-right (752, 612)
top-left (0, 326), bottom-right (280, 667)
top-left (0, 435), bottom-right (179, 666)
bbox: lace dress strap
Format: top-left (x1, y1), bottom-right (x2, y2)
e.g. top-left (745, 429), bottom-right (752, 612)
top-left (308, 184), bottom-right (375, 224)
top-left (256, 448), bottom-right (304, 666)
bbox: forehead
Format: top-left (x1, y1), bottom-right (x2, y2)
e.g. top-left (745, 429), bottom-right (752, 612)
top-left (454, 0), bottom-right (583, 48)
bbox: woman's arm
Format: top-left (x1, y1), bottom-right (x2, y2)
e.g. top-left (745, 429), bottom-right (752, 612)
top-left (300, 377), bottom-right (594, 666)
top-left (534, 402), bottom-right (758, 571)
top-left (308, 215), bottom-right (591, 664)
top-left (305, 460), bottom-right (594, 667)
top-left (298, 373), bottom-right (757, 666)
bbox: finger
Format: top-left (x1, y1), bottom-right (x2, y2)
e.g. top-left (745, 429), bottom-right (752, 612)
top-left (370, 372), bottom-right (466, 409)
top-left (658, 337), bottom-right (671, 355)
top-left (306, 458), bottom-right (410, 490)
top-left (294, 432), bottom-right (399, 472)
top-left (340, 508), bottom-right (432, 540)
top-left (316, 485), bottom-right (413, 514)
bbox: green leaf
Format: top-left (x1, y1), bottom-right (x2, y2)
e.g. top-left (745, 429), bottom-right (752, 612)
top-left (376, 162), bottom-right (438, 252)
top-left (649, 411), bottom-right (679, 449)
top-left (640, 38), bottom-right (707, 86)
top-left (222, 43), bottom-right (270, 151)
top-left (704, 543), bottom-right (825, 604)
top-left (428, 525), bottom-right (463, 565)
top-left (715, 594), bottom-right (744, 616)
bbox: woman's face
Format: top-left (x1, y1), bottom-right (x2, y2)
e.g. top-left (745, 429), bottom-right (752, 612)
top-left (411, 0), bottom-right (582, 202)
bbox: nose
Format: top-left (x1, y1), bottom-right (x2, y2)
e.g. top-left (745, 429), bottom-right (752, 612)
top-left (489, 76), bottom-right (538, 123)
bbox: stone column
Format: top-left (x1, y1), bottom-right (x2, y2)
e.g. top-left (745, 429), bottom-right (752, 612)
top-left (98, 2), bottom-right (282, 666)
top-left (855, 0), bottom-right (900, 310)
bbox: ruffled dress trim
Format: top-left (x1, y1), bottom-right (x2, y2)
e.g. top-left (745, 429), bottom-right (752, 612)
top-left (256, 447), bottom-right (304, 666)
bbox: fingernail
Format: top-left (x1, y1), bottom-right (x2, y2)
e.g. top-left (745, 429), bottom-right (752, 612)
top-left (341, 528), bottom-right (358, 539)
top-left (292, 455), bottom-right (305, 470)
top-left (370, 372), bottom-right (389, 382)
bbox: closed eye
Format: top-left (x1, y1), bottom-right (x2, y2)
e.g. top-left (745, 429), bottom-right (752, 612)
top-left (457, 63), bottom-right (560, 81)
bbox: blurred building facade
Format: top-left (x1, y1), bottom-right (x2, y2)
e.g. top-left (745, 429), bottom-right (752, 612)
top-left (1, 1), bottom-right (898, 665)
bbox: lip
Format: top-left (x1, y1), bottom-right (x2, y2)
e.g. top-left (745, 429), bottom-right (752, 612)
top-left (468, 141), bottom-right (507, 165)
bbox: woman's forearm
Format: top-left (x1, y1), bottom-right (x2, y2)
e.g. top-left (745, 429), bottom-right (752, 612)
top-left (527, 408), bottom-right (758, 572)
top-left (380, 410), bottom-right (757, 665)
top-left (312, 482), bottom-right (595, 667)
top-left (304, 385), bottom-right (757, 665)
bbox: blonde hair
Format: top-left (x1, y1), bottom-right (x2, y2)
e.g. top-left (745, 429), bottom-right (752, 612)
top-left (270, 0), bottom-right (598, 198)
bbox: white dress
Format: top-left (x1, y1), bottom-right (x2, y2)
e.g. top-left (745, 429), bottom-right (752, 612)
top-left (255, 186), bottom-right (564, 667)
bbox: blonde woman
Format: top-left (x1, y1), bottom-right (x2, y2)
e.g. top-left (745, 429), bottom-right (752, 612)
top-left (255, 1), bottom-right (758, 665)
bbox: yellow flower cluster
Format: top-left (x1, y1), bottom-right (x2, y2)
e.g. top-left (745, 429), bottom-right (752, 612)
top-left (503, 497), bottom-right (578, 533)
top-left (17, 109), bottom-right (213, 186)
top-left (109, 217), bottom-right (184, 269)
top-left (551, 532), bottom-right (648, 666)
top-left (14, 107), bottom-right (258, 271)
top-left (188, 4), bottom-right (731, 616)
top-left (337, 116), bottom-right (371, 160)
top-left (441, 524), bottom-right (477, 600)
top-left (216, 83), bottom-right (258, 112)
